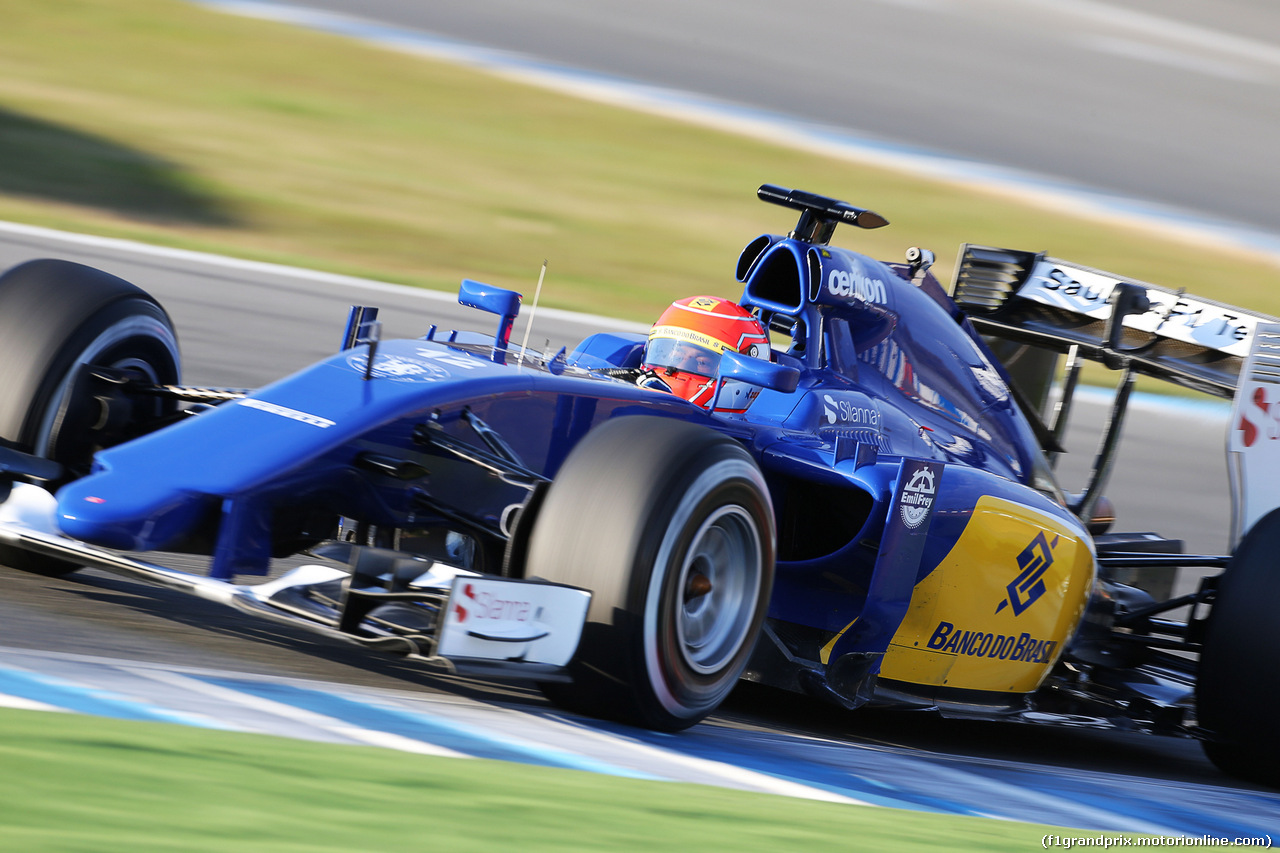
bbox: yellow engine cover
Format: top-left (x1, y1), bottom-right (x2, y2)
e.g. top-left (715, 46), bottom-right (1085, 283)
top-left (878, 495), bottom-right (1095, 693)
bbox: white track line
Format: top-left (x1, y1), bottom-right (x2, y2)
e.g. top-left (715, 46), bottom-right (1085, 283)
top-left (129, 667), bottom-right (471, 759)
top-left (0, 219), bottom-right (646, 333)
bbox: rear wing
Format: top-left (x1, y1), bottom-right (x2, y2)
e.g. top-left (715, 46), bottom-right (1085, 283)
top-left (951, 245), bottom-right (1271, 399)
top-left (950, 245), bottom-right (1280, 547)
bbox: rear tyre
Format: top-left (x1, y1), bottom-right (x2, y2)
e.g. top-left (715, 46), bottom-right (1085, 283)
top-left (526, 416), bottom-right (774, 731)
top-left (1197, 507), bottom-right (1280, 786)
top-left (0, 259), bottom-right (181, 576)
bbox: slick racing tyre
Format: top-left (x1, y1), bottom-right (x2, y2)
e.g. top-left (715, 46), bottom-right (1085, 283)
top-left (526, 416), bottom-right (774, 731)
top-left (1197, 507), bottom-right (1280, 786)
top-left (0, 259), bottom-right (181, 576)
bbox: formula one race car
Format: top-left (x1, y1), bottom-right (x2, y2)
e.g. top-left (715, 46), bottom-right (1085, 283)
top-left (0, 185), bottom-right (1276, 786)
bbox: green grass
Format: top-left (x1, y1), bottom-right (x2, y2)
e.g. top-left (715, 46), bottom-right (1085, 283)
top-left (0, 708), bottom-right (1162, 852)
top-left (0, 0), bottom-right (1276, 330)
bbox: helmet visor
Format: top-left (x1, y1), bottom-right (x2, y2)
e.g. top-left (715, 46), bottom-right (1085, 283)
top-left (645, 337), bottom-right (723, 378)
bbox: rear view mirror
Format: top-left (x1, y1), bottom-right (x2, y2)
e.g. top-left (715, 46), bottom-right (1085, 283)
top-left (718, 351), bottom-right (800, 393)
top-left (458, 279), bottom-right (522, 357)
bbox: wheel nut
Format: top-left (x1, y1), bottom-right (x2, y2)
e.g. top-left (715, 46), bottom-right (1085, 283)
top-left (685, 572), bottom-right (712, 601)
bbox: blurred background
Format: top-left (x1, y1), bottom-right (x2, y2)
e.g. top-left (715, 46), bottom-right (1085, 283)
top-left (2, 0), bottom-right (1278, 321)
top-left (275, 0), bottom-right (1280, 236)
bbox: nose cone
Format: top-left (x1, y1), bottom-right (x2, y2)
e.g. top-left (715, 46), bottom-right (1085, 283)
top-left (57, 471), bottom-right (208, 552)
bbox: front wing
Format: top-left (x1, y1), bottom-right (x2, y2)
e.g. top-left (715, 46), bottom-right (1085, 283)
top-left (0, 484), bottom-right (591, 679)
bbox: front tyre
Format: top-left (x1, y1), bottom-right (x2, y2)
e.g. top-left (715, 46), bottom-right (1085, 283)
top-left (0, 259), bottom-right (181, 575)
top-left (526, 416), bottom-right (774, 731)
top-left (1197, 507), bottom-right (1280, 786)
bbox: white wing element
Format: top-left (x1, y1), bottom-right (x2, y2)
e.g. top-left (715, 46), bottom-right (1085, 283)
top-left (1017, 259), bottom-right (1261, 359)
top-left (438, 576), bottom-right (590, 667)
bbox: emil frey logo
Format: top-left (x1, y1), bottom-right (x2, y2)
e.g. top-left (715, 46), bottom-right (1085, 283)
top-left (899, 465), bottom-right (936, 529)
top-left (996, 531), bottom-right (1058, 615)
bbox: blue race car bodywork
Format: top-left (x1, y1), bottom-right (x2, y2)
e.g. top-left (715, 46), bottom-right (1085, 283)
top-left (1, 184), bottom-right (1277, 785)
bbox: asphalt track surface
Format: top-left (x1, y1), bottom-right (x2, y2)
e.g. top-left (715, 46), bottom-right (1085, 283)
top-left (248, 0), bottom-right (1280, 238)
top-left (2, 225), bottom-right (1278, 834)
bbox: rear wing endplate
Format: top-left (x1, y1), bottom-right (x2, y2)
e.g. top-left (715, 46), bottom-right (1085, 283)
top-left (1225, 323), bottom-right (1280, 546)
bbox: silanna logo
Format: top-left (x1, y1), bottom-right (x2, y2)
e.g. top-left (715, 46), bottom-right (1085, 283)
top-left (821, 394), bottom-right (880, 427)
top-left (899, 465), bottom-right (936, 529)
top-left (996, 531), bottom-right (1058, 615)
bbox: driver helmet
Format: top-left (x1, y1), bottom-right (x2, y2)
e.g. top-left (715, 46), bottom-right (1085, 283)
top-left (643, 296), bottom-right (771, 409)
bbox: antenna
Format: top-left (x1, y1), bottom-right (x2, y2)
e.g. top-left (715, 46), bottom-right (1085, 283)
top-left (517, 260), bottom-right (548, 369)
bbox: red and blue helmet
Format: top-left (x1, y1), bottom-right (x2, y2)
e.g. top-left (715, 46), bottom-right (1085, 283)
top-left (643, 296), bottom-right (771, 409)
